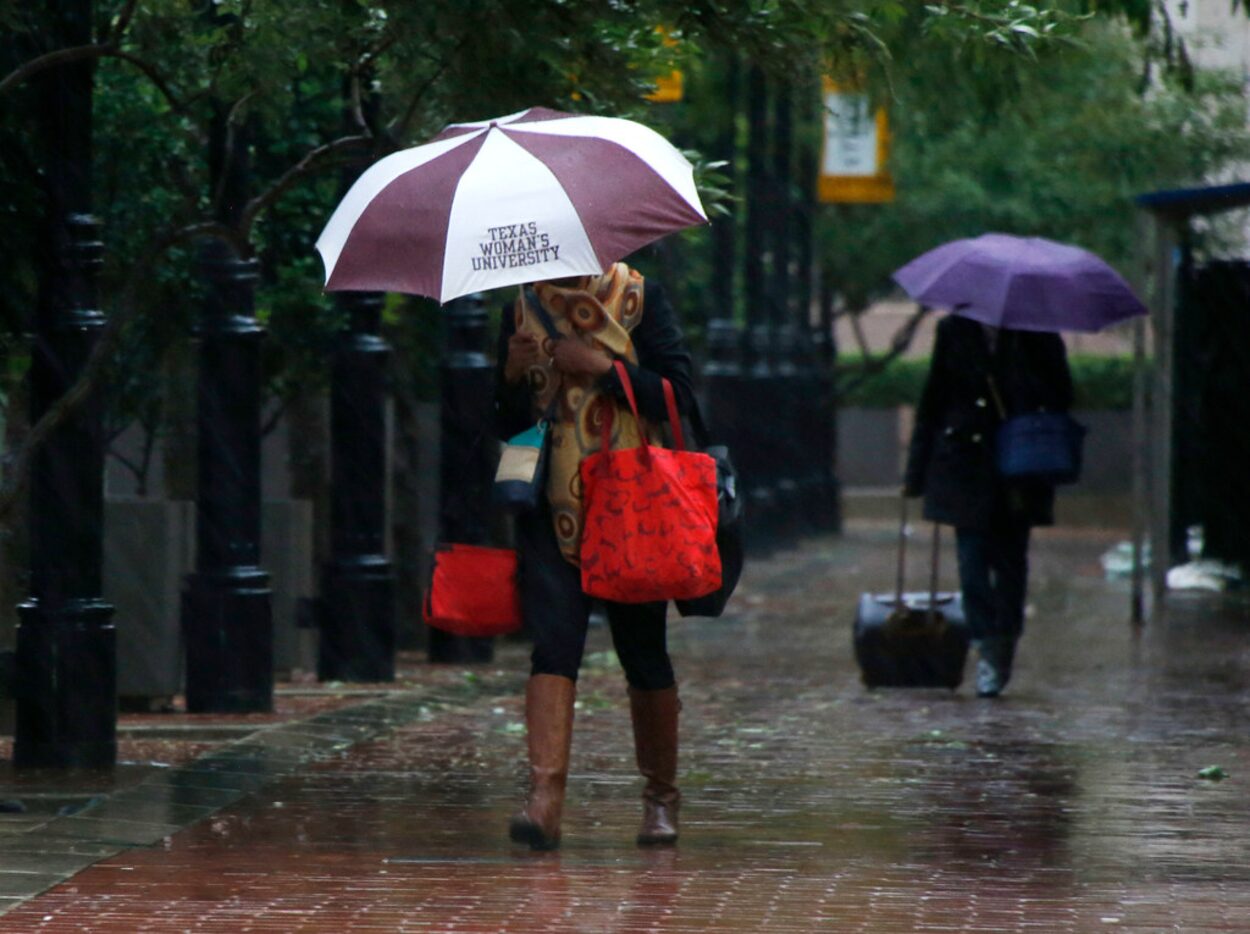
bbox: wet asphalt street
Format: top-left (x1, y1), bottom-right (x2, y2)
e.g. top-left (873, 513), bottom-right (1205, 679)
top-left (2, 521), bottom-right (1248, 932)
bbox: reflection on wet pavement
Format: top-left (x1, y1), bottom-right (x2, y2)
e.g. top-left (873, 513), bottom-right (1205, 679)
top-left (2, 525), bottom-right (1248, 931)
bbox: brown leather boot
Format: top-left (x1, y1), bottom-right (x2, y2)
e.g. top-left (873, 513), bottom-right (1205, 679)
top-left (629, 685), bottom-right (681, 846)
top-left (509, 674), bottom-right (576, 851)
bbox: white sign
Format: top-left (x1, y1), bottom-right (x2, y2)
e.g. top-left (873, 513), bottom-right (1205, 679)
top-left (822, 91), bottom-right (878, 178)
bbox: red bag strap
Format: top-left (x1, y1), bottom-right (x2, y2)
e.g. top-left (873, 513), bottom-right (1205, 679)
top-left (613, 360), bottom-right (642, 422)
top-left (600, 361), bottom-right (648, 465)
top-left (661, 378), bottom-right (685, 451)
top-left (609, 360), bottom-right (685, 452)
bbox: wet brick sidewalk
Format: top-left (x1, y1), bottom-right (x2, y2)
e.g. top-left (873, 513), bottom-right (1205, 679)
top-left (1, 522), bottom-right (1248, 932)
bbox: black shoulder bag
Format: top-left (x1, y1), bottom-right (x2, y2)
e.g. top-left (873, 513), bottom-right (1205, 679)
top-left (674, 398), bottom-right (744, 618)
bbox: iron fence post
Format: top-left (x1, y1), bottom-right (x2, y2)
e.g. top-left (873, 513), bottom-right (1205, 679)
top-left (14, 0), bottom-right (117, 769)
top-left (429, 295), bottom-right (495, 663)
top-left (318, 292), bottom-right (396, 681)
top-left (182, 242), bottom-right (273, 712)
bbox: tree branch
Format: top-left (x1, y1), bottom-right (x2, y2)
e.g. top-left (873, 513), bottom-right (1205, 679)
top-left (211, 92), bottom-right (256, 214)
top-left (348, 72), bottom-right (367, 135)
top-left (834, 304), bottom-right (932, 399)
top-left (388, 29), bottom-right (475, 140)
top-left (358, 29), bottom-right (403, 73)
top-left (849, 308), bottom-right (872, 358)
top-left (109, 50), bottom-right (183, 109)
top-left (1, 43), bottom-right (183, 111)
top-left (240, 134), bottom-right (373, 237)
top-left (0, 44), bottom-right (114, 97)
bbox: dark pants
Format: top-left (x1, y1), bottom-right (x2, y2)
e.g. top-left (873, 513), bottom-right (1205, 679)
top-left (955, 517), bottom-right (1031, 642)
top-left (517, 506), bottom-right (674, 690)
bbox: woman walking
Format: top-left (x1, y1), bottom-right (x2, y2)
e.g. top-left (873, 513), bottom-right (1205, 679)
top-left (903, 314), bottom-right (1073, 697)
top-left (494, 262), bottom-right (695, 850)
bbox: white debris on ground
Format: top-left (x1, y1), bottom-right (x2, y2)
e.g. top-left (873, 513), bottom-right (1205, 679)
top-left (1100, 541), bottom-right (1149, 580)
top-left (1101, 526), bottom-right (1244, 591)
top-left (1166, 560), bottom-right (1245, 592)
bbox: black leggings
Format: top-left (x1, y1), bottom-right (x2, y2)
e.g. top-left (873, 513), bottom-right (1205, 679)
top-left (516, 505), bottom-right (675, 690)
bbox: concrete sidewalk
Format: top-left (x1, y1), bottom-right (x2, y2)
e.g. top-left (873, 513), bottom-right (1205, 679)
top-left (1, 522), bottom-right (1248, 932)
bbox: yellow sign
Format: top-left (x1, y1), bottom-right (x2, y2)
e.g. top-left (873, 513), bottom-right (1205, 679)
top-left (818, 78), bottom-right (894, 203)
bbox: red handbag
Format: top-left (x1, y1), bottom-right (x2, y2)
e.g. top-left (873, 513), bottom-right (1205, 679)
top-left (579, 361), bottom-right (721, 604)
top-left (423, 544), bottom-right (523, 637)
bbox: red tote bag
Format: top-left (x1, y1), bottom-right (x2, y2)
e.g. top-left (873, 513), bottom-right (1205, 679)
top-left (579, 362), bottom-right (721, 604)
top-left (423, 544), bottom-right (523, 637)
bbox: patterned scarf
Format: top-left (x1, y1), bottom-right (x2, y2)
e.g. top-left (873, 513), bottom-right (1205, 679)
top-left (513, 263), bottom-right (650, 564)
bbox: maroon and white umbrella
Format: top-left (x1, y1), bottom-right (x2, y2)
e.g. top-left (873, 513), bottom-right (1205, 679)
top-left (316, 107), bottom-right (707, 304)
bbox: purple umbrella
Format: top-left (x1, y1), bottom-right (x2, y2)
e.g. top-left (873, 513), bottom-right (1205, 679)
top-left (892, 233), bottom-right (1147, 332)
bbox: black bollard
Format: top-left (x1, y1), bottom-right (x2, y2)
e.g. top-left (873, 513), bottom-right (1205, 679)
top-left (182, 242), bottom-right (274, 712)
top-left (318, 292), bottom-right (396, 681)
top-left (428, 295), bottom-right (494, 664)
top-left (16, 213), bottom-right (116, 768)
top-left (15, 0), bottom-right (117, 769)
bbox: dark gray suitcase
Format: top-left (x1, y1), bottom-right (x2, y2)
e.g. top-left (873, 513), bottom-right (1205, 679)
top-left (853, 500), bottom-right (970, 689)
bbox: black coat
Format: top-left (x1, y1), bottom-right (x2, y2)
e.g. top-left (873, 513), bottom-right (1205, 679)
top-left (903, 315), bottom-right (1074, 530)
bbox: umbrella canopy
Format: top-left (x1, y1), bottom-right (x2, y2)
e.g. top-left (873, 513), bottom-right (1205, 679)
top-left (316, 107), bottom-right (707, 304)
top-left (892, 233), bottom-right (1147, 332)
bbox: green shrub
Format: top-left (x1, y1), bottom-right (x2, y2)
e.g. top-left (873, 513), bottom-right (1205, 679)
top-left (836, 356), bottom-right (930, 408)
top-left (837, 353), bottom-right (1139, 410)
top-left (1068, 354), bottom-right (1138, 410)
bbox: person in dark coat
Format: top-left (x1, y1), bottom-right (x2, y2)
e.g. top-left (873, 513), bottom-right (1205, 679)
top-left (903, 313), bottom-right (1073, 696)
top-left (494, 262), bottom-right (695, 851)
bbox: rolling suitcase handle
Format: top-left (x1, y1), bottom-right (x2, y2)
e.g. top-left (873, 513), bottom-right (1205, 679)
top-left (896, 494), bottom-right (943, 620)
